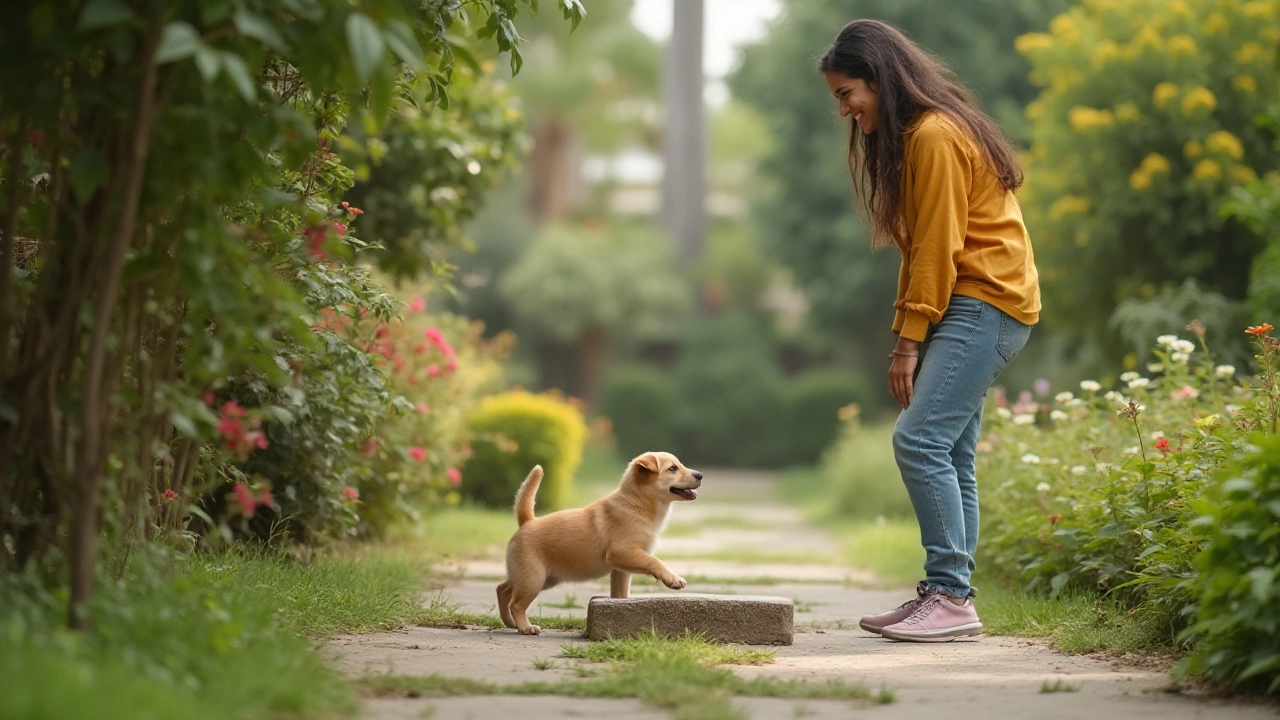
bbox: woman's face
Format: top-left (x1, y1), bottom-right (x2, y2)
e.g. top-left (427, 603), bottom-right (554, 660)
top-left (824, 71), bottom-right (879, 134)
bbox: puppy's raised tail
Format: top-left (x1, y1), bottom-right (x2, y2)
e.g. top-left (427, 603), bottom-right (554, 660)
top-left (514, 465), bottom-right (544, 527)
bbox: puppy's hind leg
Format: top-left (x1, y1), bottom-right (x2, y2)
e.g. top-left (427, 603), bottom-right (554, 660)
top-left (610, 569), bottom-right (632, 599)
top-left (509, 579), bottom-right (544, 636)
top-left (496, 581), bottom-right (516, 628)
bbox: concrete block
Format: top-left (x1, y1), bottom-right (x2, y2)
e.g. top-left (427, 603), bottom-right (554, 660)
top-left (586, 593), bottom-right (793, 645)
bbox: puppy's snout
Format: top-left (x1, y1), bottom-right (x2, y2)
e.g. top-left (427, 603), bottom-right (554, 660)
top-left (692, 472), bottom-right (703, 483)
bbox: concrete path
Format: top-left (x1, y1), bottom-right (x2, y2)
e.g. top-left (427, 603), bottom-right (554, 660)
top-left (329, 470), bottom-right (1278, 720)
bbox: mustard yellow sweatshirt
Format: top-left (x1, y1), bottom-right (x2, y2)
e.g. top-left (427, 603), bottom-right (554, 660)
top-left (892, 111), bottom-right (1041, 342)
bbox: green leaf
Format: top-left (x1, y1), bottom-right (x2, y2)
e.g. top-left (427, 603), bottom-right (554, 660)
top-left (345, 12), bottom-right (385, 80)
top-left (221, 52), bottom-right (258, 101)
top-left (155, 22), bottom-right (201, 64)
top-left (384, 20), bottom-right (424, 68)
top-left (234, 9), bottom-right (288, 52)
top-left (69, 150), bottom-right (110, 204)
top-left (79, 0), bottom-right (133, 30)
top-left (1097, 522), bottom-right (1129, 538)
top-left (194, 45), bottom-right (222, 81)
top-left (1049, 572), bottom-right (1071, 597)
top-left (509, 45), bottom-right (523, 76)
top-left (561, 0), bottom-right (586, 31)
top-left (169, 411), bottom-right (198, 438)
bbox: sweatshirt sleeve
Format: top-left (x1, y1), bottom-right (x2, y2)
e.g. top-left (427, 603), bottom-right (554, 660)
top-left (893, 125), bottom-right (971, 342)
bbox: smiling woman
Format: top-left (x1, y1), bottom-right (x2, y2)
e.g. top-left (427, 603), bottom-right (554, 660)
top-left (815, 19), bottom-right (1039, 643)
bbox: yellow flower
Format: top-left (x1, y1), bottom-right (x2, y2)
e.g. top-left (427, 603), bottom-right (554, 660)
top-left (1069, 106), bottom-right (1115, 131)
top-left (1115, 102), bottom-right (1141, 122)
top-left (1025, 101), bottom-right (1044, 121)
top-left (1168, 35), bottom-right (1198, 55)
top-left (1140, 153), bottom-right (1171, 174)
top-left (1134, 26), bottom-right (1164, 50)
top-left (1130, 170), bottom-right (1152, 191)
top-left (1167, 0), bottom-right (1192, 17)
top-left (1051, 14), bottom-right (1080, 44)
top-left (1206, 130), bottom-right (1244, 159)
top-left (1235, 42), bottom-right (1264, 64)
top-left (1049, 67), bottom-right (1085, 91)
top-left (1194, 414), bottom-right (1222, 430)
top-left (1243, 1), bottom-right (1275, 18)
top-left (1203, 12), bottom-right (1227, 35)
top-left (1194, 159), bottom-right (1222, 180)
top-left (1152, 82), bottom-right (1180, 108)
top-left (1184, 139), bottom-right (1204, 158)
top-left (1015, 33), bottom-right (1055, 54)
top-left (1049, 196), bottom-right (1092, 220)
top-left (1092, 40), bottom-right (1121, 68)
top-left (1181, 87), bottom-right (1217, 116)
top-left (1233, 75), bottom-right (1258, 94)
top-left (1231, 165), bottom-right (1258, 183)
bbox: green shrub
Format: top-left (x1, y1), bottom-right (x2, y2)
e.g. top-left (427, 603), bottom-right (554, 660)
top-left (463, 390), bottom-right (587, 510)
top-left (598, 364), bottom-right (679, 456)
top-left (821, 420), bottom-right (914, 520)
top-left (779, 369), bottom-right (871, 466)
top-left (1179, 433), bottom-right (1280, 695)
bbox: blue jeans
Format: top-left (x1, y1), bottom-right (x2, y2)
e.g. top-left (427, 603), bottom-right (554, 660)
top-left (892, 295), bottom-right (1032, 599)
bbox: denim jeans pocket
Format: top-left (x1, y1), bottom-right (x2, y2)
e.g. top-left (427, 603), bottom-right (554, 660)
top-left (996, 312), bottom-right (1033, 364)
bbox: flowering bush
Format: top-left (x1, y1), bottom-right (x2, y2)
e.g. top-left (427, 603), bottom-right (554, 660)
top-left (979, 322), bottom-right (1280, 691)
top-left (463, 390), bottom-right (587, 511)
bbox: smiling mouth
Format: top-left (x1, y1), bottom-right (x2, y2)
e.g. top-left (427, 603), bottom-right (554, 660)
top-left (669, 487), bottom-right (698, 501)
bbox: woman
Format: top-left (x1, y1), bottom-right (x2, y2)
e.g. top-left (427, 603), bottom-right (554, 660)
top-left (819, 19), bottom-right (1040, 642)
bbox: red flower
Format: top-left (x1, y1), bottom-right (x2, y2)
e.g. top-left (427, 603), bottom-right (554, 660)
top-left (446, 467), bottom-right (462, 486)
top-left (340, 201), bottom-right (364, 215)
top-left (408, 446), bottom-right (427, 462)
top-left (218, 402), bottom-right (268, 458)
top-left (202, 391), bottom-right (216, 406)
top-left (409, 296), bottom-right (426, 313)
top-left (375, 324), bottom-right (390, 339)
top-left (426, 364), bottom-right (441, 377)
top-left (302, 224), bottom-right (329, 260)
top-left (1246, 323), bottom-right (1274, 336)
top-left (232, 483), bottom-right (256, 516)
top-left (343, 487), bottom-right (359, 502)
top-left (445, 358), bottom-right (458, 373)
top-left (161, 489), bottom-right (178, 501)
top-left (258, 489), bottom-right (274, 507)
top-left (1049, 513), bottom-right (1062, 525)
top-left (333, 221), bottom-right (347, 236)
top-left (416, 402), bottom-right (429, 414)
top-left (1155, 437), bottom-right (1171, 454)
top-left (424, 327), bottom-right (444, 344)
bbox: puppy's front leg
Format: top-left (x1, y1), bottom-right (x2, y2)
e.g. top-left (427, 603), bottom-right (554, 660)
top-left (606, 547), bottom-right (686, 590)
top-left (610, 569), bottom-right (632, 598)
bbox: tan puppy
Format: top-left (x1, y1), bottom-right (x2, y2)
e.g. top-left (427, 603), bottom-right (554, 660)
top-left (496, 452), bottom-right (703, 635)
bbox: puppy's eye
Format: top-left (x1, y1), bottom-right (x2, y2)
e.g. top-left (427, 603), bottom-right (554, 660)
top-left (667, 465), bottom-right (677, 472)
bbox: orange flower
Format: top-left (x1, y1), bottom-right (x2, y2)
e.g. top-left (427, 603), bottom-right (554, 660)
top-left (1246, 323), bottom-right (1274, 336)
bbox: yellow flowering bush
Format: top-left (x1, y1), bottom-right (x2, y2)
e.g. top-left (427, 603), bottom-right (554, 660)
top-left (1015, 0), bottom-right (1280, 350)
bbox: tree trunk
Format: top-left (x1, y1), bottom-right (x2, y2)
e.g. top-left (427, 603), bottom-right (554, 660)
top-left (528, 118), bottom-right (577, 223)
top-left (576, 325), bottom-right (612, 409)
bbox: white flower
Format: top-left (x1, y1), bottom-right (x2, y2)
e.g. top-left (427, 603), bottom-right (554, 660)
top-left (1080, 380), bottom-right (1102, 392)
top-left (996, 407), bottom-right (1013, 419)
top-left (1055, 391), bottom-right (1074, 404)
top-left (1123, 446), bottom-right (1140, 455)
top-left (1173, 339), bottom-right (1196, 354)
top-left (1050, 410), bottom-right (1069, 421)
top-left (1070, 465), bottom-right (1087, 476)
top-left (1215, 364), bottom-right (1236, 378)
top-left (1156, 335), bottom-right (1179, 348)
top-left (1035, 482), bottom-right (1051, 492)
top-left (1120, 371), bottom-right (1140, 382)
top-left (1171, 352), bottom-right (1190, 364)
top-left (1045, 457), bottom-right (1060, 465)
top-left (1022, 453), bottom-right (1041, 464)
top-left (1225, 404), bottom-right (1240, 415)
top-left (1127, 377), bottom-right (1150, 389)
top-left (1104, 390), bottom-right (1124, 403)
top-left (1096, 462), bottom-right (1116, 473)
top-left (1151, 431), bottom-right (1165, 440)
top-left (1013, 413), bottom-right (1037, 426)
top-left (1148, 363), bottom-right (1164, 373)
top-left (1067, 398), bottom-right (1085, 408)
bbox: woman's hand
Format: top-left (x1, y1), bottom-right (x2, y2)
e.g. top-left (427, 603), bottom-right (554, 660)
top-left (888, 338), bottom-right (920, 409)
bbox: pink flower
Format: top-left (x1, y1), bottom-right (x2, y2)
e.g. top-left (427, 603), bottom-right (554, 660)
top-left (408, 446), bottom-right (427, 462)
top-left (343, 487), bottom-right (359, 502)
top-left (446, 467), bottom-right (461, 485)
top-left (333, 221), bottom-right (347, 236)
top-left (202, 391), bottom-right (216, 406)
top-left (258, 489), bottom-right (274, 507)
top-left (424, 327), bottom-right (444, 344)
top-left (416, 402), bottom-right (429, 414)
top-left (161, 489), bottom-right (178, 501)
top-left (445, 358), bottom-right (458, 373)
top-left (409, 296), bottom-right (426, 313)
top-left (232, 483), bottom-right (256, 516)
top-left (426, 364), bottom-right (440, 377)
top-left (302, 224), bottom-right (328, 259)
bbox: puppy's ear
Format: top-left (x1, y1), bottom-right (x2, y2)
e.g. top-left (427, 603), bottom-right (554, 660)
top-left (631, 453), bottom-right (661, 474)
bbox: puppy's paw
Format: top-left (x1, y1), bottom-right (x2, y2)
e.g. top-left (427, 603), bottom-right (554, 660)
top-left (663, 574), bottom-right (687, 590)
top-left (518, 624), bottom-right (542, 635)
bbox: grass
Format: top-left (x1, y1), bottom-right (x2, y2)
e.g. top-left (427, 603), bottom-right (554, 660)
top-left (978, 584), bottom-right (1181, 656)
top-left (362, 631), bottom-right (889, 719)
top-left (1040, 679), bottom-right (1080, 693)
top-left (415, 594), bottom-right (586, 631)
top-left (544, 593), bottom-right (584, 609)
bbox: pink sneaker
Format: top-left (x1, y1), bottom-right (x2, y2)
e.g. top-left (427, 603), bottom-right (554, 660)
top-left (858, 581), bottom-right (930, 635)
top-left (879, 592), bottom-right (983, 642)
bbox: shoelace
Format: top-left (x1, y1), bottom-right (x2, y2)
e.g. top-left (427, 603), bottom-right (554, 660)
top-left (892, 580), bottom-right (931, 613)
top-left (898, 592), bottom-right (945, 626)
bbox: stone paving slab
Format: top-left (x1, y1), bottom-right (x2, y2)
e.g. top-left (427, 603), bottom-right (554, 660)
top-left (585, 593), bottom-right (794, 645)
top-left (362, 696), bottom-right (667, 720)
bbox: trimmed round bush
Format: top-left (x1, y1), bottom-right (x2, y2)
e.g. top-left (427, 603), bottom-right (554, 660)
top-left (778, 369), bottom-right (871, 466)
top-left (598, 364), bottom-right (679, 457)
top-left (461, 391), bottom-right (586, 510)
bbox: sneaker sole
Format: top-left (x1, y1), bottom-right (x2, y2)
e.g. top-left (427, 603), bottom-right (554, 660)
top-left (880, 622), bottom-right (984, 643)
top-left (858, 621), bottom-right (885, 635)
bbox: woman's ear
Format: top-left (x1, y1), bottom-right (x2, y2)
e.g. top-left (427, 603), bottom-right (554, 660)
top-left (869, 80), bottom-right (880, 94)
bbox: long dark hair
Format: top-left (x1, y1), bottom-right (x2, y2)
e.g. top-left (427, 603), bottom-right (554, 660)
top-left (819, 19), bottom-right (1023, 249)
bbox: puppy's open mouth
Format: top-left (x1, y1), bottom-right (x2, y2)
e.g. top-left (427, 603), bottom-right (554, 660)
top-left (669, 487), bottom-right (698, 501)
